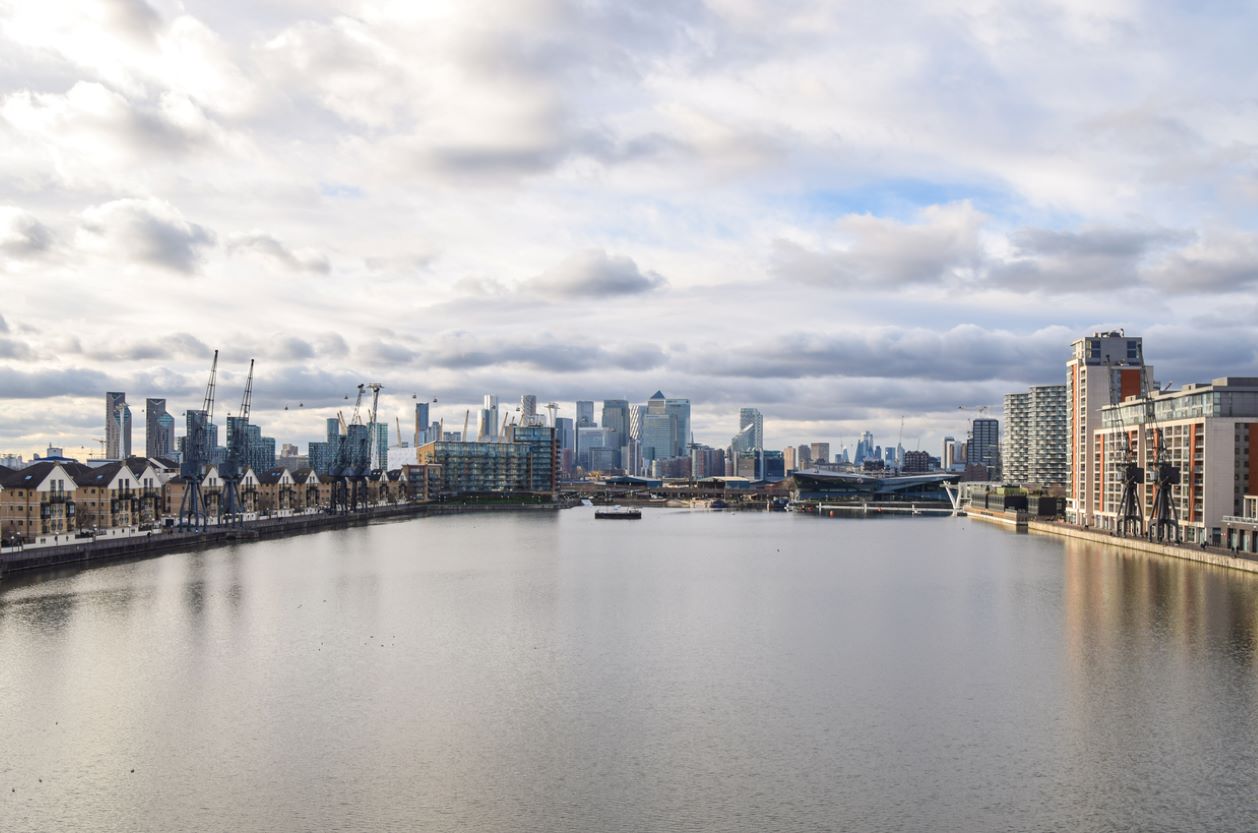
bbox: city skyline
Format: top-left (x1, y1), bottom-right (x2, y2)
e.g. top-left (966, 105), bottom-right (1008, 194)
top-left (2, 3), bottom-right (1257, 459)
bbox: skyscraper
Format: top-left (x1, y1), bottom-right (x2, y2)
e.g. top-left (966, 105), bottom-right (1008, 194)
top-left (601, 399), bottom-right (630, 467)
top-left (145, 397), bottom-right (174, 459)
top-left (575, 400), bottom-right (595, 427)
top-left (664, 398), bottom-right (691, 457)
top-left (797, 444), bottom-right (812, 467)
top-left (414, 401), bottom-right (430, 445)
top-left (810, 442), bottom-right (830, 466)
top-left (105, 392), bottom-right (131, 459)
top-left (969, 418), bottom-right (1001, 478)
top-left (480, 395), bottom-right (500, 441)
top-left (520, 394), bottom-right (538, 425)
top-left (1066, 331), bottom-right (1149, 525)
top-left (735, 408), bottom-right (764, 452)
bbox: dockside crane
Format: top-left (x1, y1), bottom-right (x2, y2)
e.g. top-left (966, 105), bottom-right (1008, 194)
top-left (179, 350), bottom-right (218, 530)
top-left (1146, 381), bottom-right (1180, 543)
top-left (330, 385), bottom-right (365, 514)
top-left (221, 359), bottom-right (255, 526)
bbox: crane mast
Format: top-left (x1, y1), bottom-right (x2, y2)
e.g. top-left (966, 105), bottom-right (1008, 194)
top-left (178, 349), bottom-right (218, 530)
top-left (221, 359), bottom-right (255, 526)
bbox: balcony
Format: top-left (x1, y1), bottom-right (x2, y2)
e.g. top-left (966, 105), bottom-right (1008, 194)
top-left (46, 492), bottom-right (70, 504)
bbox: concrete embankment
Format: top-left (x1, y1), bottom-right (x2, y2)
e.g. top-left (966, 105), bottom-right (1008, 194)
top-left (0, 502), bottom-right (565, 581)
top-left (967, 507), bottom-right (1258, 576)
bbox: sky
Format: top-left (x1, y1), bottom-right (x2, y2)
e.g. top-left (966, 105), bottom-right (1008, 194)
top-left (1, 0), bottom-right (1257, 460)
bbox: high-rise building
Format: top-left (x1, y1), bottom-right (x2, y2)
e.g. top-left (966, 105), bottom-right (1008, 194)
top-left (520, 394), bottom-right (539, 425)
top-left (414, 402), bottom-right (430, 445)
top-left (737, 408), bottom-right (764, 452)
top-left (1067, 331), bottom-right (1150, 525)
top-left (145, 398), bottom-right (174, 459)
top-left (576, 426), bottom-right (617, 470)
top-left (1002, 385), bottom-right (1067, 486)
top-left (641, 412), bottom-right (675, 465)
top-left (968, 418), bottom-right (1001, 479)
top-left (105, 392), bottom-right (131, 459)
top-left (575, 401), bottom-right (595, 427)
top-left (942, 436), bottom-right (958, 470)
top-left (690, 444), bottom-right (725, 479)
top-left (665, 398), bottom-right (691, 457)
top-left (478, 395), bottom-right (500, 441)
top-left (783, 446), bottom-right (796, 472)
top-left (853, 432), bottom-right (873, 465)
top-left (602, 399), bottom-right (630, 456)
top-left (810, 442), bottom-right (830, 466)
top-left (797, 444), bottom-right (812, 468)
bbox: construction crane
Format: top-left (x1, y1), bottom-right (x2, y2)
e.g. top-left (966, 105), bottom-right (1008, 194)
top-left (957, 405), bottom-right (991, 415)
top-left (179, 349), bottom-right (218, 530)
top-left (329, 385), bottom-right (366, 515)
top-left (463, 410), bottom-right (470, 442)
top-left (220, 359), bottom-right (255, 526)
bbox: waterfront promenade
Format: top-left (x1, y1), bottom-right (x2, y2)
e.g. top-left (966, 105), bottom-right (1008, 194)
top-left (967, 507), bottom-right (1258, 576)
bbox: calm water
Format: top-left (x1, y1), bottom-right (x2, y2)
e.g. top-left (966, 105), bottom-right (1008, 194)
top-left (2, 509), bottom-right (1257, 832)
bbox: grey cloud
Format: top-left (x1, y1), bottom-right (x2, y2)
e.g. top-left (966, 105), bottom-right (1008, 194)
top-left (772, 202), bottom-right (984, 289)
top-left (0, 314), bottom-right (7, 333)
top-left (228, 232), bottom-right (330, 274)
top-left (87, 332), bottom-right (211, 362)
top-left (0, 207), bottom-right (54, 259)
top-left (990, 226), bottom-right (1192, 291)
top-left (107, 0), bottom-right (163, 42)
top-left (688, 325), bottom-right (1073, 385)
top-left (1143, 231), bottom-right (1258, 294)
top-left (527, 250), bottom-right (667, 298)
top-left (0, 366), bottom-right (112, 398)
top-left (78, 198), bottom-right (215, 274)
top-left (363, 333), bottom-right (667, 374)
top-left (0, 338), bottom-right (33, 359)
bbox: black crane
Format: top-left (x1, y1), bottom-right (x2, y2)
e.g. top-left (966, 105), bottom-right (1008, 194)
top-left (221, 359), bottom-right (255, 526)
top-left (178, 350), bottom-right (218, 530)
top-left (1116, 438), bottom-right (1144, 537)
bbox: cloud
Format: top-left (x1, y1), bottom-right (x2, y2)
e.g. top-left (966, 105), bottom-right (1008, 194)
top-left (86, 332), bottom-right (211, 362)
top-left (1142, 230), bottom-right (1258, 294)
top-left (0, 366), bottom-right (111, 398)
top-left (526, 250), bottom-right (667, 297)
top-left (989, 226), bottom-right (1192, 291)
top-left (227, 232), bottom-right (330, 274)
top-left (772, 202), bottom-right (985, 288)
top-left (689, 325), bottom-right (1074, 384)
top-left (0, 206), bottom-right (54, 259)
top-left (76, 197), bottom-right (215, 273)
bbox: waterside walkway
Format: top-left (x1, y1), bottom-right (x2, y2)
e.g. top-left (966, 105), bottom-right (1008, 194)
top-left (967, 507), bottom-right (1258, 576)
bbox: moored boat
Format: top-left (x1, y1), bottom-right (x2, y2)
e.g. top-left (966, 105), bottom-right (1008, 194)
top-left (595, 506), bottom-right (642, 520)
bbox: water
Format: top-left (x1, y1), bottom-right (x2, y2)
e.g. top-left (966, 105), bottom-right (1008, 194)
top-left (2, 509), bottom-right (1257, 832)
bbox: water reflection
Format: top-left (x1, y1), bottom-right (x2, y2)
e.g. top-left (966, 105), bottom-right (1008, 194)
top-left (2, 513), bottom-right (1257, 832)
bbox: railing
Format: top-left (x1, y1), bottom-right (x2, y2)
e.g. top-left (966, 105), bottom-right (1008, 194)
top-left (1222, 515), bottom-right (1258, 525)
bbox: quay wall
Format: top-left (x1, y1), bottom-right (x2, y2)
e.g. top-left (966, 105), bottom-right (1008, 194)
top-left (967, 508), bottom-right (1258, 576)
top-left (0, 502), bottom-right (564, 580)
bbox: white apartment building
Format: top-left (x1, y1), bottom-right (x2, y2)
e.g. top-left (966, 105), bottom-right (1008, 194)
top-left (1066, 331), bottom-right (1151, 525)
top-left (1002, 384), bottom-right (1067, 486)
